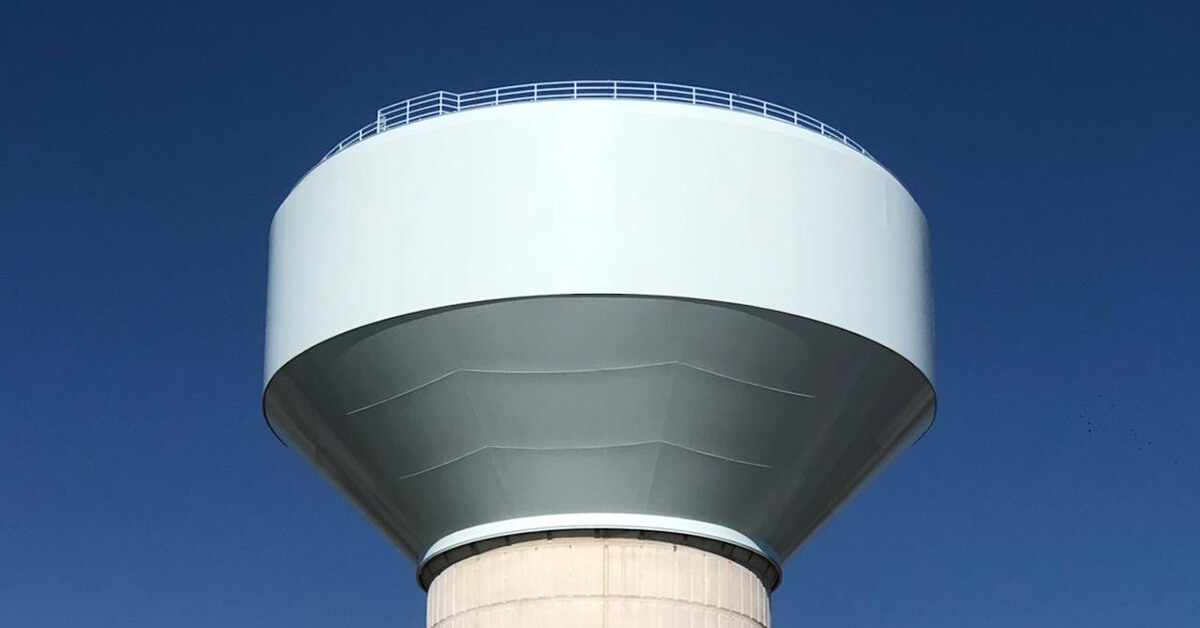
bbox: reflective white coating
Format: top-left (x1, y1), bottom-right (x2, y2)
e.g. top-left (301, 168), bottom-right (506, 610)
top-left (265, 99), bottom-right (933, 384)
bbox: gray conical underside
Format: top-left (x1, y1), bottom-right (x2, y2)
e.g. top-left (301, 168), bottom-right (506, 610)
top-left (264, 295), bottom-right (935, 564)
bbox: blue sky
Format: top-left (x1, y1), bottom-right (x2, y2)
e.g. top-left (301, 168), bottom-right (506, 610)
top-left (2, 1), bottom-right (1198, 625)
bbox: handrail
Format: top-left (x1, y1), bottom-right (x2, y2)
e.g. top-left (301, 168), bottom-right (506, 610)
top-left (317, 80), bottom-right (875, 165)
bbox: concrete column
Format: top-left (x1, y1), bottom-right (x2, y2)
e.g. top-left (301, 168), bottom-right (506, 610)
top-left (426, 536), bottom-right (770, 628)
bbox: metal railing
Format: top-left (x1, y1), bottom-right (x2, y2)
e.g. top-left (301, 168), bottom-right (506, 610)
top-left (319, 80), bottom-right (874, 164)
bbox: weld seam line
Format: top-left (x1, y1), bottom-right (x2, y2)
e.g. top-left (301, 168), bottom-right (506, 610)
top-left (346, 360), bottom-right (813, 416)
top-left (396, 440), bottom-right (771, 481)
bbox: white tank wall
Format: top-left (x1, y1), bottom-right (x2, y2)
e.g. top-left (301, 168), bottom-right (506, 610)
top-left (265, 99), bottom-right (933, 384)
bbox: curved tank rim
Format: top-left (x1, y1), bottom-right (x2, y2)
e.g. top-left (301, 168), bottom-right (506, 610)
top-left (283, 88), bottom-right (908, 202)
top-left (418, 512), bottom-right (780, 570)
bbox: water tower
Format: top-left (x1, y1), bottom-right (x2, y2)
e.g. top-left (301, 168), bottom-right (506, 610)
top-left (263, 81), bottom-right (935, 627)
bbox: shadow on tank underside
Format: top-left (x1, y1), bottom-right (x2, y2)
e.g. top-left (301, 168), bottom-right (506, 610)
top-left (263, 295), bottom-right (935, 567)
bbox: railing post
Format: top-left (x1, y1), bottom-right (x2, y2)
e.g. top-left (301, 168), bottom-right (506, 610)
top-left (612, 81), bottom-right (617, 99)
top-left (406, 100), bottom-right (410, 124)
top-left (534, 84), bottom-right (538, 100)
top-left (692, 87), bottom-right (696, 104)
top-left (728, 93), bottom-right (733, 109)
top-left (377, 111), bottom-right (385, 133)
top-left (494, 89), bottom-right (499, 106)
top-left (653, 83), bottom-right (657, 100)
top-left (573, 81), bottom-right (577, 99)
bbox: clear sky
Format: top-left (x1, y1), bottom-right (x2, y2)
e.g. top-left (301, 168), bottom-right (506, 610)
top-left (3, 1), bottom-right (1198, 625)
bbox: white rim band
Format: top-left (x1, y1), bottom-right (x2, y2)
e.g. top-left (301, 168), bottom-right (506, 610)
top-left (419, 513), bottom-right (781, 569)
